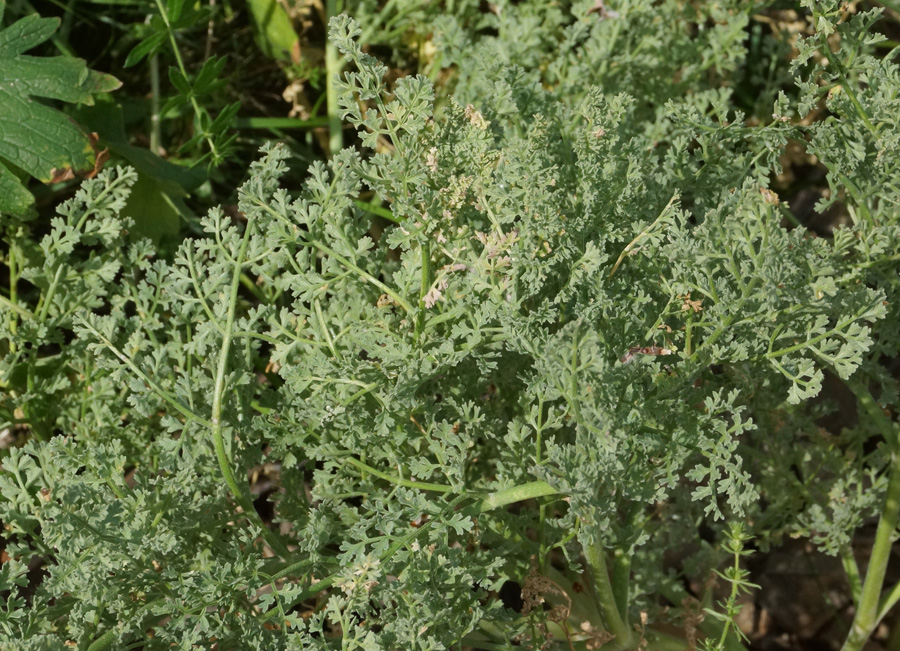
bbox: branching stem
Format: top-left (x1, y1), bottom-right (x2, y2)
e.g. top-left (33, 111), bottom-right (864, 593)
top-left (210, 218), bottom-right (291, 559)
top-left (583, 538), bottom-right (638, 650)
top-left (840, 378), bottom-right (900, 651)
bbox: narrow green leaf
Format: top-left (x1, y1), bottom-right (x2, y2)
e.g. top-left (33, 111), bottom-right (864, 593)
top-left (168, 66), bottom-right (192, 96)
top-left (247, 0), bottom-right (299, 62)
top-left (124, 30), bottom-right (167, 68)
top-left (166, 0), bottom-right (185, 22)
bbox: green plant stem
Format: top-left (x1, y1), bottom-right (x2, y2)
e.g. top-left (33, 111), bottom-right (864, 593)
top-left (608, 193), bottom-right (677, 279)
top-left (149, 53), bottom-right (161, 154)
top-left (816, 29), bottom-right (878, 140)
top-left (341, 455), bottom-right (452, 493)
top-left (688, 278), bottom-right (760, 362)
top-left (545, 563), bottom-right (601, 623)
top-left (474, 481), bottom-right (557, 511)
top-left (325, 0), bottom-right (343, 157)
top-left (416, 240), bottom-right (431, 340)
top-left (765, 300), bottom-right (882, 360)
top-left (583, 538), bottom-right (637, 650)
top-left (611, 548), bottom-right (631, 621)
top-left (239, 272), bottom-right (268, 304)
top-left (234, 117), bottom-right (330, 129)
top-left (86, 629), bottom-right (117, 651)
top-left (841, 377), bottom-right (900, 651)
top-left (535, 400), bottom-right (548, 571)
top-left (153, 0), bottom-right (220, 161)
top-left (80, 320), bottom-right (210, 426)
top-left (309, 239), bottom-right (413, 312)
top-left (211, 219), bottom-right (290, 559)
top-left (877, 579), bottom-right (900, 623)
top-left (0, 294), bottom-right (32, 321)
top-left (267, 558), bottom-right (319, 581)
top-left (357, 0), bottom-right (402, 43)
top-left (354, 199), bottom-right (399, 223)
top-left (314, 297), bottom-right (340, 360)
top-left (716, 530), bottom-right (750, 648)
top-left (659, 584), bottom-right (748, 651)
top-left (841, 544), bottom-right (863, 606)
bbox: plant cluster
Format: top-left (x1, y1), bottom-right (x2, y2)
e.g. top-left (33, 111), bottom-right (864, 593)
top-left (0, 0), bottom-right (465, 235)
top-left (2, 1), bottom-right (900, 650)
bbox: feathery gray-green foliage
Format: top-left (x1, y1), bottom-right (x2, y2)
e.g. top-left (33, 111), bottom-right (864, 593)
top-left (2, 2), bottom-right (900, 649)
